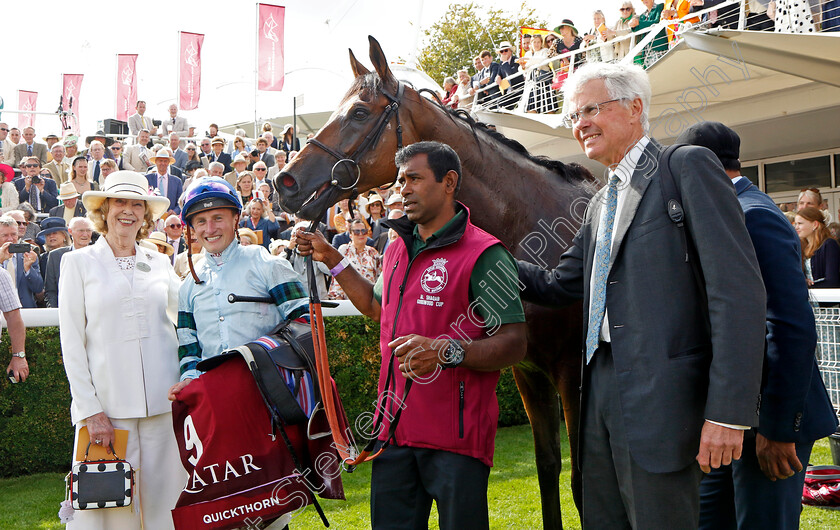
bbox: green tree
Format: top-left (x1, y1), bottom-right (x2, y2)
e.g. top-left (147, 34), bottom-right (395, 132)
top-left (418, 2), bottom-right (546, 85)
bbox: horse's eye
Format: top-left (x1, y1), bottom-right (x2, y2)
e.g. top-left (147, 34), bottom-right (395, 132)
top-left (352, 108), bottom-right (369, 120)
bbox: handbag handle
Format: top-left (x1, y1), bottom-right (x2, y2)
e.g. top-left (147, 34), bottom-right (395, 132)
top-left (82, 442), bottom-right (121, 462)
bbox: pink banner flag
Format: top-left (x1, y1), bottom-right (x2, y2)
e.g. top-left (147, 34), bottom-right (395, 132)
top-left (18, 90), bottom-right (37, 129)
top-left (258, 4), bottom-right (285, 91)
top-left (62, 74), bottom-right (83, 135)
top-left (116, 55), bottom-right (137, 122)
top-left (179, 32), bottom-right (204, 110)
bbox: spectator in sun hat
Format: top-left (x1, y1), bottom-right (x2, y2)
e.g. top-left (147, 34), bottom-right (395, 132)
top-left (385, 192), bottom-right (403, 212)
top-left (223, 154), bottom-right (249, 188)
top-left (36, 216), bottom-right (70, 273)
top-left (49, 181), bottom-right (86, 222)
top-left (143, 231), bottom-right (176, 258)
top-left (237, 227), bottom-right (259, 247)
top-left (554, 19), bottom-right (584, 67)
top-left (207, 136), bottom-right (232, 173)
top-left (63, 135), bottom-right (80, 159)
top-left (495, 40), bottom-right (523, 110)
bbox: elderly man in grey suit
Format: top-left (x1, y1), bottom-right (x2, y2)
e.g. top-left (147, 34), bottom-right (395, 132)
top-left (517, 62), bottom-right (766, 528)
top-left (12, 127), bottom-right (48, 167)
top-left (161, 104), bottom-right (193, 139)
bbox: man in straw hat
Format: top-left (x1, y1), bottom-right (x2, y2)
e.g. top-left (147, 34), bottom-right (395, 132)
top-left (494, 41), bottom-right (522, 110)
top-left (50, 182), bottom-right (86, 223)
top-left (207, 136), bottom-right (232, 173)
top-left (224, 154), bottom-right (249, 188)
top-left (145, 148), bottom-right (184, 215)
top-left (143, 231), bottom-right (176, 258)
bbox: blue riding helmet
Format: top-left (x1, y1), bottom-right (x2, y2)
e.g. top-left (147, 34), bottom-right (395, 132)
top-left (181, 177), bottom-right (243, 226)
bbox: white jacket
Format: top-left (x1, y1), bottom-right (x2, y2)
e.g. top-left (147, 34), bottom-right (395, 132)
top-left (59, 237), bottom-right (180, 424)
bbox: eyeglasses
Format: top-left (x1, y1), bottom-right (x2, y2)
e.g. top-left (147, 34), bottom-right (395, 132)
top-left (0, 128), bottom-right (8, 132)
top-left (22, 164), bottom-right (39, 168)
top-left (351, 229), bottom-right (368, 235)
top-left (15, 221), bottom-right (26, 227)
top-left (254, 168), bottom-right (267, 172)
top-left (500, 49), bottom-right (511, 53)
top-left (801, 187), bottom-right (820, 193)
top-left (620, 7), bottom-right (633, 11)
top-left (110, 146), bottom-right (121, 151)
top-left (186, 147), bottom-right (195, 151)
top-left (562, 99), bottom-right (623, 128)
top-left (168, 223), bottom-right (182, 229)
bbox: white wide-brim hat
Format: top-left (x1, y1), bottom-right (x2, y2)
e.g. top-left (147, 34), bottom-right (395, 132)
top-left (82, 170), bottom-right (170, 220)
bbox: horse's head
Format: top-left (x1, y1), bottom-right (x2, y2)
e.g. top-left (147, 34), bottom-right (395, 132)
top-left (274, 36), bottom-right (412, 220)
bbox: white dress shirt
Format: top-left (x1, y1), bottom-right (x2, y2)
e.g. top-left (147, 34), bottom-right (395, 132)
top-left (588, 135), bottom-right (649, 343)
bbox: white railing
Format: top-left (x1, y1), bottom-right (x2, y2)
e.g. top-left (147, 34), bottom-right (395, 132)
top-left (1, 300), bottom-right (363, 329)
top-left (469, 0), bottom-right (839, 117)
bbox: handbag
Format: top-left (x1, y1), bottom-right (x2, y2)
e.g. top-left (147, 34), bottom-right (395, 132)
top-left (68, 443), bottom-right (134, 510)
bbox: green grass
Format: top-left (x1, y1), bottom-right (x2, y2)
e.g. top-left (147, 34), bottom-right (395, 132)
top-left (2, 426), bottom-right (839, 529)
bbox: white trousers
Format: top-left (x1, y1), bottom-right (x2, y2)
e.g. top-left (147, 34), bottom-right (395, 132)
top-left (67, 412), bottom-right (187, 530)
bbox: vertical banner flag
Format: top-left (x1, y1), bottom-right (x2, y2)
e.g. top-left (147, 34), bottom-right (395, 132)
top-left (116, 55), bottom-right (138, 122)
top-left (18, 91), bottom-right (38, 129)
top-left (258, 4), bottom-right (285, 91)
top-left (62, 74), bottom-right (84, 135)
top-left (179, 32), bottom-right (204, 110)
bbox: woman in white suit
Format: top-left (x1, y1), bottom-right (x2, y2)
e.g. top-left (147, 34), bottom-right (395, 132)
top-left (59, 171), bottom-right (186, 529)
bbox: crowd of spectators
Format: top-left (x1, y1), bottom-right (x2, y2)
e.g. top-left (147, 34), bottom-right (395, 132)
top-left (0, 111), bottom-right (406, 319)
top-left (437, 0), bottom-right (838, 112)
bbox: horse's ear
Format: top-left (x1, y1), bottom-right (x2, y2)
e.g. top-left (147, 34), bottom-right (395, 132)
top-left (368, 36), bottom-right (398, 91)
top-left (348, 49), bottom-right (370, 78)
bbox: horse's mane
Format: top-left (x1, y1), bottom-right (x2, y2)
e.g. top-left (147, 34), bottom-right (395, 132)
top-left (452, 108), bottom-right (591, 184)
top-left (349, 73), bottom-right (593, 183)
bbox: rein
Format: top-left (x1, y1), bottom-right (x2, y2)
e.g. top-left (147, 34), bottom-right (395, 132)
top-left (305, 226), bottom-right (389, 468)
top-left (301, 81), bottom-right (412, 468)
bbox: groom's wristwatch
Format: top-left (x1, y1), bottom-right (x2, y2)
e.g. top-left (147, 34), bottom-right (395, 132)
top-left (442, 339), bottom-right (465, 369)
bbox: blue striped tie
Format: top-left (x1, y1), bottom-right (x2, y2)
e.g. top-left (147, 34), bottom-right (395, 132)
top-left (586, 174), bottom-right (620, 364)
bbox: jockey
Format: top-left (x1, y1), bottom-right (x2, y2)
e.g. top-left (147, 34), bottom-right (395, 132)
top-left (168, 177), bottom-right (309, 399)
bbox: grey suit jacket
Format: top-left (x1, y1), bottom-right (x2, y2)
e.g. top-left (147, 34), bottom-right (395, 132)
top-left (259, 151), bottom-right (276, 168)
top-left (161, 116), bottom-right (190, 137)
top-left (172, 148), bottom-right (189, 170)
top-left (44, 245), bottom-right (72, 307)
top-left (518, 140), bottom-right (766, 473)
top-left (13, 142), bottom-right (48, 167)
top-left (128, 113), bottom-right (154, 136)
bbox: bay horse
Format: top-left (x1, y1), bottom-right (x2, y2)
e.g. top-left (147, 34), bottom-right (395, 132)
top-left (274, 36), bottom-right (596, 529)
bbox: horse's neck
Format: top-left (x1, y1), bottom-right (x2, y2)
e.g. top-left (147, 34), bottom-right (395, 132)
top-left (419, 118), bottom-right (571, 254)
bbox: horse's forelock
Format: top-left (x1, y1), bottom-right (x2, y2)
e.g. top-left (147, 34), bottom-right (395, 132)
top-left (344, 73), bottom-right (383, 104)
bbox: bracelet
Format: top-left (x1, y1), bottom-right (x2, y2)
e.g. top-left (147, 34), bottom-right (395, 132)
top-left (330, 257), bottom-right (351, 277)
